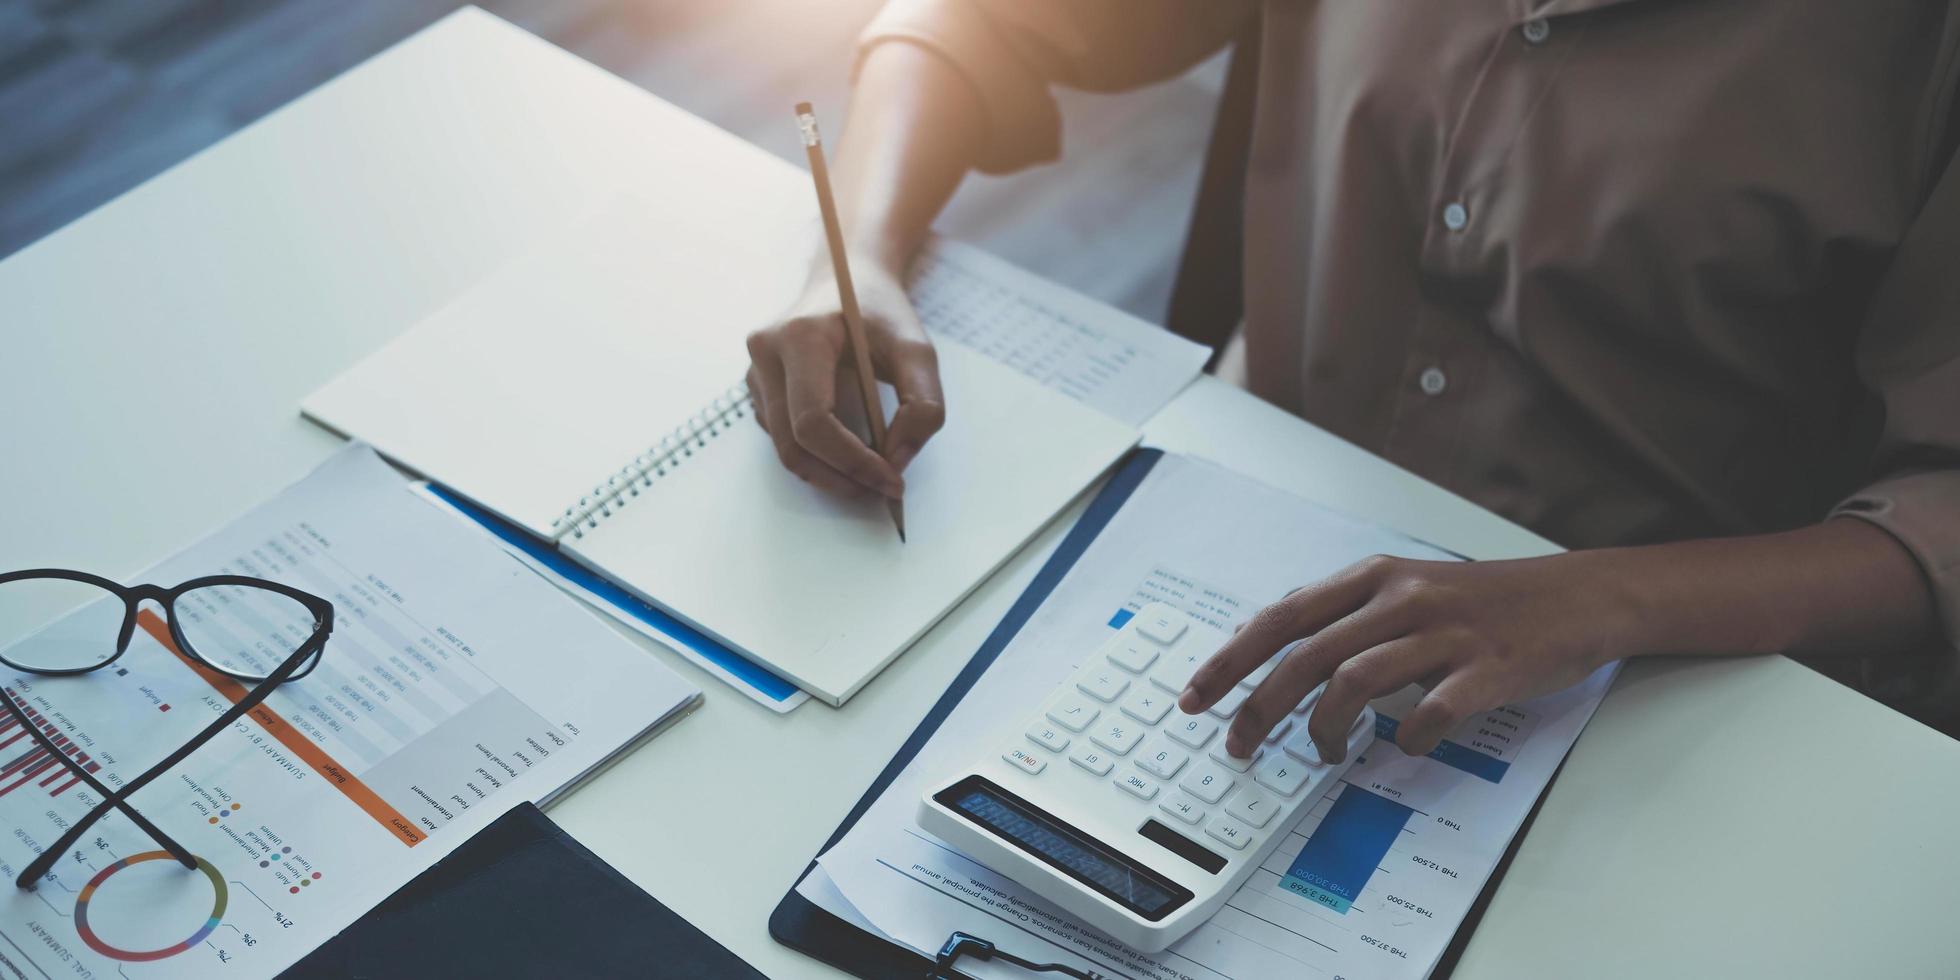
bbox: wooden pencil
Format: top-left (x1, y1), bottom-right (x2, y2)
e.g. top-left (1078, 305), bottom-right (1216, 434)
top-left (794, 101), bottom-right (906, 542)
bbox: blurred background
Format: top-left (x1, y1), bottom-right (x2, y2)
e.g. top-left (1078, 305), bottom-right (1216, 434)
top-left (1, 0), bottom-right (1225, 320)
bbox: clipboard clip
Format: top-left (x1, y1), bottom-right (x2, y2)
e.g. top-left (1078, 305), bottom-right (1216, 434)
top-left (928, 931), bottom-right (1112, 980)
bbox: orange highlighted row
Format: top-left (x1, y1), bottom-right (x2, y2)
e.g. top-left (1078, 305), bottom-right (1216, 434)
top-left (137, 611), bottom-right (423, 847)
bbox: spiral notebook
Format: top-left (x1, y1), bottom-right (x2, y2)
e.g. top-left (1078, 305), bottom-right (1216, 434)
top-left (303, 197), bottom-right (1140, 706)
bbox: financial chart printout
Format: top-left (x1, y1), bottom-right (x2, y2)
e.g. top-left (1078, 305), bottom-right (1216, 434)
top-left (0, 447), bottom-right (695, 977)
top-left (807, 455), bottom-right (1618, 980)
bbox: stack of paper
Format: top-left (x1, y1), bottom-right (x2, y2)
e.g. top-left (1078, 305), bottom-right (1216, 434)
top-left (798, 454), bottom-right (1619, 980)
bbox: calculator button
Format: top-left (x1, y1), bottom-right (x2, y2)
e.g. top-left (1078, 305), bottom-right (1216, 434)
top-left (1003, 747), bottom-right (1046, 775)
top-left (1262, 718), bottom-right (1293, 745)
top-left (1224, 786), bottom-right (1279, 829)
top-left (1068, 744), bottom-right (1114, 776)
top-left (1119, 687), bottom-right (1172, 726)
top-left (1158, 793), bottom-right (1207, 826)
top-left (1136, 605), bottom-right (1189, 645)
top-left (1203, 814), bottom-right (1253, 850)
top-left (1103, 635), bottom-right (1159, 674)
top-left (1178, 760), bottom-right (1235, 804)
top-left (1025, 723), bottom-right (1070, 753)
top-left (1290, 684), bottom-right (1325, 717)
top-left (1254, 753), bottom-right (1311, 796)
top-left (1077, 670), bottom-right (1130, 703)
top-left (1280, 728), bottom-right (1327, 767)
top-left (1208, 745), bottom-right (1262, 773)
top-left (1045, 695), bottom-right (1100, 733)
top-left (1147, 648), bottom-right (1205, 694)
top-left (1237, 651), bottom-right (1283, 689)
top-left (1206, 687), bottom-right (1250, 720)
top-left (1136, 743), bottom-right (1189, 780)
top-left (1091, 722), bottom-right (1142, 756)
top-left (1116, 771), bottom-right (1161, 801)
top-left (1164, 713), bottom-right (1219, 750)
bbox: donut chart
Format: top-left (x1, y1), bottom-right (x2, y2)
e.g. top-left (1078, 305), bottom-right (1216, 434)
top-left (73, 851), bottom-right (227, 962)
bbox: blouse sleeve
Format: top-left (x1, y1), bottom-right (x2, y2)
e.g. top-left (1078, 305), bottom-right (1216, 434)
top-left (856, 0), bottom-right (1255, 173)
top-left (1831, 140), bottom-right (1960, 709)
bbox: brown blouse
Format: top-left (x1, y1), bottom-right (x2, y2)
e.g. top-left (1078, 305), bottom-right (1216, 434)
top-left (862, 0), bottom-right (1960, 717)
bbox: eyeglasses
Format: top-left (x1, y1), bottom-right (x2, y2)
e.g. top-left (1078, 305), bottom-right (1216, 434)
top-left (0, 569), bottom-right (332, 890)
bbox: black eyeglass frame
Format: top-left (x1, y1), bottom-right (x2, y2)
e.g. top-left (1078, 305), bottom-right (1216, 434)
top-left (0, 568), bottom-right (329, 683)
top-left (0, 568), bottom-right (332, 890)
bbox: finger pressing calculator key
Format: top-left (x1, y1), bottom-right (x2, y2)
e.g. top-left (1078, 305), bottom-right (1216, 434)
top-left (922, 602), bottom-right (1376, 953)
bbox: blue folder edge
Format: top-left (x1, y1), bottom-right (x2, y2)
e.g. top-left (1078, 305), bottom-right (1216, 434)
top-left (767, 447), bottom-right (1163, 978)
top-left (419, 482), bottom-right (804, 704)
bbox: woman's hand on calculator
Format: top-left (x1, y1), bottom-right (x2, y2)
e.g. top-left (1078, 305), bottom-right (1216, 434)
top-left (1176, 554), bottom-right (1633, 763)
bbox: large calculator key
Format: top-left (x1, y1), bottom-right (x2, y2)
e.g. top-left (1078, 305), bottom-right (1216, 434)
top-left (1003, 747), bottom-right (1047, 775)
top-left (1069, 744), bottom-right (1114, 776)
top-left (1203, 814), bottom-right (1253, 850)
top-left (1253, 753), bottom-right (1311, 796)
top-left (1208, 745), bottom-right (1262, 773)
top-left (1237, 651), bottom-right (1283, 689)
top-left (1119, 687), bottom-right (1173, 726)
top-left (1025, 723), bottom-right (1070, 753)
top-left (1077, 669), bottom-right (1130, 703)
top-left (1206, 687), bottom-right (1250, 720)
top-left (1135, 604), bottom-right (1189, 644)
top-left (1103, 635), bottom-right (1159, 674)
top-left (1136, 743), bottom-right (1189, 780)
top-left (1116, 771), bottom-right (1161, 801)
top-left (1147, 648), bottom-right (1205, 695)
top-left (1045, 694), bottom-right (1100, 733)
top-left (1090, 722), bottom-right (1142, 756)
top-left (1158, 793), bottom-right (1207, 826)
top-left (1224, 786), bottom-right (1279, 829)
top-left (1290, 683), bottom-right (1326, 717)
top-left (1178, 760), bottom-right (1235, 804)
top-left (1280, 727), bottom-right (1327, 767)
top-left (1165, 713), bottom-right (1220, 750)
top-left (1263, 718), bottom-right (1293, 745)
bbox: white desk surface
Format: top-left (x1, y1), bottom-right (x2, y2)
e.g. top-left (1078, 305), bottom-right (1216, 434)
top-left (5, 10), bottom-right (1958, 978)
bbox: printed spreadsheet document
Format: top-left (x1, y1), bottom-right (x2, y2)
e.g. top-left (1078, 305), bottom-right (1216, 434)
top-left (800, 454), bottom-right (1619, 980)
top-left (0, 446), bottom-right (697, 977)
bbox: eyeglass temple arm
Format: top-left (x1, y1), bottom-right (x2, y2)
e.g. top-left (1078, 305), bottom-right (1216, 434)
top-left (14, 630), bottom-right (327, 890)
top-left (0, 688), bottom-right (196, 885)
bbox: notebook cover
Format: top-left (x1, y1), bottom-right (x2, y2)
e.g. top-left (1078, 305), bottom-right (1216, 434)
top-left (286, 802), bottom-right (762, 979)
top-left (767, 448), bottom-right (1163, 978)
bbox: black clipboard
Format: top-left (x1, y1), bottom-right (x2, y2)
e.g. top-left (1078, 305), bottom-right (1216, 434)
top-left (769, 448), bottom-right (1164, 978)
top-left (288, 802), bottom-right (763, 978)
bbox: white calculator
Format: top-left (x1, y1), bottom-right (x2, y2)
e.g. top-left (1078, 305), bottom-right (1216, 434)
top-left (919, 603), bottom-right (1374, 952)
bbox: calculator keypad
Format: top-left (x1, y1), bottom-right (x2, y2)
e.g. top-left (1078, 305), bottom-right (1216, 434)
top-left (1002, 603), bottom-right (1369, 877)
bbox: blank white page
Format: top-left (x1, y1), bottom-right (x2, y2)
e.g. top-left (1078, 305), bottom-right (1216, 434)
top-left (563, 340), bottom-right (1138, 706)
top-left (303, 196), bottom-right (800, 537)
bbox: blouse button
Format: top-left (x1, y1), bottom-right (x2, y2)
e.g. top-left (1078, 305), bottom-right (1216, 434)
top-left (1442, 202), bottom-right (1469, 232)
top-left (1419, 367), bottom-right (1448, 396)
top-left (1522, 18), bottom-right (1551, 44)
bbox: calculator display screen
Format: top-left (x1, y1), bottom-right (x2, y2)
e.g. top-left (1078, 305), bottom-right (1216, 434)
top-left (937, 775), bottom-right (1193, 921)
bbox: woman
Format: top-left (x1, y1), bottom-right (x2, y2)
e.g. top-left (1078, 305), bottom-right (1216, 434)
top-left (744, 1), bottom-right (1960, 762)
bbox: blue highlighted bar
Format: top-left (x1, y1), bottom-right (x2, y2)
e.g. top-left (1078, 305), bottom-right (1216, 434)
top-left (1373, 714), bottom-right (1510, 784)
top-left (1279, 788), bottom-right (1414, 913)
top-left (1107, 608), bottom-right (1135, 629)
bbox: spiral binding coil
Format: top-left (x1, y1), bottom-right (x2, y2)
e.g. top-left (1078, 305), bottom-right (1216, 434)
top-left (552, 382), bottom-right (752, 540)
